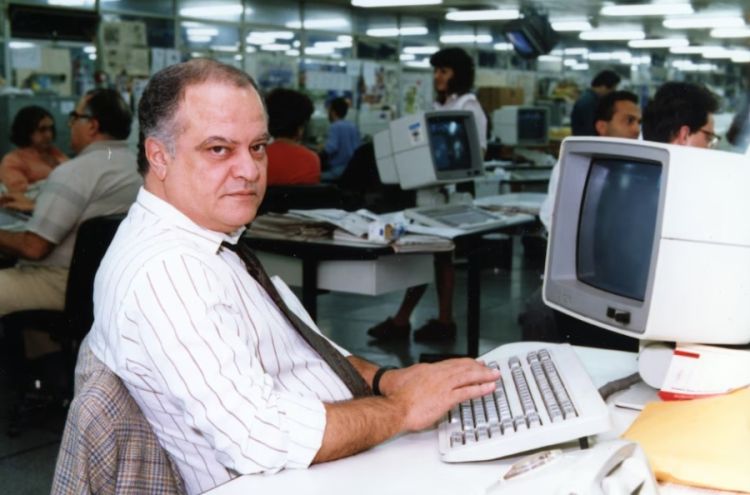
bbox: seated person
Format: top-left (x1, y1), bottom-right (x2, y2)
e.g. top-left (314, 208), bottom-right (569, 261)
top-left (320, 97), bottom-right (360, 181)
top-left (0, 88), bottom-right (142, 320)
top-left (265, 88), bottom-right (320, 185)
top-left (0, 105), bottom-right (68, 194)
top-left (85, 59), bottom-right (499, 495)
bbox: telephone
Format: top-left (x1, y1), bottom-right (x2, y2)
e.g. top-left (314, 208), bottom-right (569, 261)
top-left (484, 440), bottom-right (658, 495)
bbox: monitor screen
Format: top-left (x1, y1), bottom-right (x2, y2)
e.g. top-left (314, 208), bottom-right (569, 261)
top-left (506, 30), bottom-right (536, 57)
top-left (427, 115), bottom-right (473, 173)
top-left (518, 109), bottom-right (548, 141)
top-left (577, 158), bottom-right (662, 301)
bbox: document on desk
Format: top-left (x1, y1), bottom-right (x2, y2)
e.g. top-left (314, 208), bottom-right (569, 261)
top-left (622, 387), bottom-right (750, 493)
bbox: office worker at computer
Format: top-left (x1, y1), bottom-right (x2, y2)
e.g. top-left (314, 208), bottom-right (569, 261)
top-left (265, 88), bottom-right (321, 185)
top-left (320, 97), bottom-right (360, 181)
top-left (368, 47), bottom-right (487, 343)
top-left (84, 59), bottom-right (500, 495)
top-left (570, 70), bottom-right (621, 136)
top-left (641, 81), bottom-right (720, 149)
top-left (540, 90), bottom-right (642, 233)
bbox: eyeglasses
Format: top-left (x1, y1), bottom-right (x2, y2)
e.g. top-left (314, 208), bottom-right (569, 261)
top-left (699, 128), bottom-right (721, 148)
top-left (68, 111), bottom-right (93, 123)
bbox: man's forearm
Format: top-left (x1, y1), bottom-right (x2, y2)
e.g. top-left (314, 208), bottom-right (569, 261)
top-left (313, 396), bottom-right (404, 464)
top-left (0, 229), bottom-right (53, 260)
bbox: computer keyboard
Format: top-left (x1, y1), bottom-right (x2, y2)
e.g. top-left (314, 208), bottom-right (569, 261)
top-left (438, 342), bottom-right (611, 463)
top-left (404, 203), bottom-right (511, 233)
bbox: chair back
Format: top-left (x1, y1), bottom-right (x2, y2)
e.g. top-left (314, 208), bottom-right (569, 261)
top-left (64, 213), bottom-right (124, 343)
top-left (259, 183), bottom-right (347, 215)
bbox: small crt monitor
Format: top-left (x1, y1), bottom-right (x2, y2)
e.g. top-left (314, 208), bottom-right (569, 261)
top-left (544, 137), bottom-right (750, 346)
top-left (492, 106), bottom-right (549, 146)
top-left (375, 110), bottom-right (484, 190)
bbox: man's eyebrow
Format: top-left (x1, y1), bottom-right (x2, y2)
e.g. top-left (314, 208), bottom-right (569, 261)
top-left (197, 136), bottom-right (238, 149)
top-left (253, 132), bottom-right (271, 142)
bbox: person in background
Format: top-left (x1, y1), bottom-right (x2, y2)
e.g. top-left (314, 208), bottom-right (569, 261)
top-left (0, 105), bottom-right (68, 195)
top-left (83, 59), bottom-right (499, 495)
top-left (367, 47), bottom-right (487, 343)
top-left (540, 90), bottom-right (642, 232)
top-left (320, 97), bottom-right (360, 181)
top-left (265, 88), bottom-right (320, 185)
top-left (570, 70), bottom-right (621, 136)
top-left (641, 81), bottom-right (720, 148)
top-left (0, 88), bottom-right (141, 375)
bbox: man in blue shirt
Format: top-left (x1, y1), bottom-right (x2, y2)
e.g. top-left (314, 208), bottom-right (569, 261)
top-left (571, 70), bottom-right (620, 136)
top-left (321, 97), bottom-right (360, 180)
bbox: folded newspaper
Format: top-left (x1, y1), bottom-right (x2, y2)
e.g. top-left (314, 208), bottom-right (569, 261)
top-left (254, 209), bottom-right (453, 253)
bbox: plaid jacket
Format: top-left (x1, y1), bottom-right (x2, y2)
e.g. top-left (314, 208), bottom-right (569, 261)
top-left (51, 344), bottom-right (186, 495)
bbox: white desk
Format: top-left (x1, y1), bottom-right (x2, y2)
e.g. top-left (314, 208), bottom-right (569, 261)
top-left (206, 346), bottom-right (641, 495)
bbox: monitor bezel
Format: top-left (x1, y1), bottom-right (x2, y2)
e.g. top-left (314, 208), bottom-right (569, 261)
top-left (544, 138), bottom-right (670, 337)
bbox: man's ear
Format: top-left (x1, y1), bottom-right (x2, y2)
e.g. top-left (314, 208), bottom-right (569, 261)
top-left (145, 136), bottom-right (170, 180)
top-left (594, 120), bottom-right (607, 137)
top-left (672, 125), bottom-right (691, 145)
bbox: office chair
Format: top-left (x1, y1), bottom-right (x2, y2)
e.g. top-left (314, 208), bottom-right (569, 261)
top-left (2, 213), bottom-right (125, 436)
top-left (258, 183), bottom-right (351, 215)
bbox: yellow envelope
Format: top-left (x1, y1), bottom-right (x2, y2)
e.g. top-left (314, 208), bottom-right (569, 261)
top-left (622, 387), bottom-right (750, 493)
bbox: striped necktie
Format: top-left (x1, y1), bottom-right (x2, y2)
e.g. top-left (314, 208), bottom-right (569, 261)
top-left (222, 240), bottom-right (371, 398)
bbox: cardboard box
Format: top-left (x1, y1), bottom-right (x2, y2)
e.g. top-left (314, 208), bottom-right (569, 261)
top-left (477, 86), bottom-right (525, 114)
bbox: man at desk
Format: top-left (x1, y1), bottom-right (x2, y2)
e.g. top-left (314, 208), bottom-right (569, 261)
top-left (0, 89), bottom-right (140, 320)
top-left (320, 97), bottom-right (360, 181)
top-left (84, 59), bottom-right (499, 495)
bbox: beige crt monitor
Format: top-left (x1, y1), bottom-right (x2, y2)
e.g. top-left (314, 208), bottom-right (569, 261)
top-left (543, 137), bottom-right (750, 346)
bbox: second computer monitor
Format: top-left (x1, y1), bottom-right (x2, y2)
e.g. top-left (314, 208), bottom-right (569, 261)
top-left (376, 110), bottom-right (484, 190)
top-left (492, 105), bottom-right (549, 146)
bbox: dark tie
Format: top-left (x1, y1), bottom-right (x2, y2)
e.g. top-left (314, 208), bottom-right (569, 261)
top-left (222, 240), bottom-right (371, 398)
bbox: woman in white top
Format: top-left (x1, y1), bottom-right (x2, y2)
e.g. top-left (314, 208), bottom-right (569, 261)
top-left (367, 47), bottom-right (487, 343)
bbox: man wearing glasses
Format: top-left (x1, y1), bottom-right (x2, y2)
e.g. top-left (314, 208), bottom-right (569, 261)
top-left (0, 88), bottom-right (141, 357)
top-left (642, 81), bottom-right (720, 149)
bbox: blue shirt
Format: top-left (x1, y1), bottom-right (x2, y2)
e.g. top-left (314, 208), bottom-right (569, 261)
top-left (323, 120), bottom-right (360, 178)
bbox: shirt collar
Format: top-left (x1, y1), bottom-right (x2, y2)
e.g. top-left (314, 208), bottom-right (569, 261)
top-left (136, 187), bottom-right (245, 253)
top-left (76, 140), bottom-right (130, 158)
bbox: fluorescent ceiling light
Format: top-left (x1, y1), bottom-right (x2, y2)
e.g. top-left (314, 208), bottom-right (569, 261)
top-left (601, 3), bottom-right (693, 17)
top-left (247, 36), bottom-right (276, 45)
top-left (286, 18), bottom-right (350, 29)
top-left (367, 27), bottom-right (428, 37)
top-left (88, 53), bottom-right (97, 60)
top-left (180, 4), bottom-right (243, 18)
top-left (405, 59), bottom-right (431, 69)
top-left (711, 27), bottom-right (750, 38)
top-left (563, 47), bottom-right (589, 55)
top-left (49, 0), bottom-right (90, 6)
top-left (234, 54), bottom-right (242, 61)
top-left (212, 45), bottom-right (240, 52)
top-left (305, 46), bottom-right (335, 55)
top-left (245, 46), bottom-right (256, 53)
top-left (494, 42), bottom-right (513, 51)
top-left (352, 0), bottom-right (441, 6)
top-left (187, 28), bottom-right (218, 37)
top-left (83, 46), bottom-right (97, 54)
top-left (580, 29), bottom-right (645, 41)
top-left (286, 49), bottom-right (300, 57)
top-left (315, 40), bottom-right (352, 49)
top-left (669, 45), bottom-right (722, 54)
top-left (255, 31), bottom-right (294, 40)
top-left (400, 53), bottom-right (416, 61)
top-left (628, 38), bottom-right (689, 48)
top-left (261, 43), bottom-right (291, 52)
top-left (187, 35), bottom-right (212, 43)
top-left (439, 34), bottom-right (492, 44)
top-left (338, 35), bottom-right (353, 43)
top-left (538, 55), bottom-right (561, 62)
top-left (9, 41), bottom-right (35, 49)
top-left (403, 45), bottom-right (439, 54)
top-left (552, 21), bottom-right (592, 32)
top-left (701, 47), bottom-right (734, 59)
top-left (445, 9), bottom-right (519, 22)
top-left (731, 52), bottom-right (750, 63)
top-left (663, 16), bottom-right (744, 29)
top-left (572, 63), bottom-right (590, 70)
top-left (563, 59), bottom-right (578, 66)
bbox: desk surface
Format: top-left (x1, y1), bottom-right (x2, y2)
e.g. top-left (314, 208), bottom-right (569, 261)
top-left (207, 346), bottom-right (640, 495)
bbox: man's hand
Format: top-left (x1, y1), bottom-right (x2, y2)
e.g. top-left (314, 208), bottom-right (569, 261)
top-left (385, 359), bottom-right (499, 431)
top-left (0, 192), bottom-right (35, 212)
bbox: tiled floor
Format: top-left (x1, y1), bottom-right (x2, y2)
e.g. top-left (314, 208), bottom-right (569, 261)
top-left (0, 236), bottom-right (545, 493)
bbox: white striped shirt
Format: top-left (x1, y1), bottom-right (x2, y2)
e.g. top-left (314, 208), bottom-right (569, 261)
top-left (87, 187), bottom-right (353, 495)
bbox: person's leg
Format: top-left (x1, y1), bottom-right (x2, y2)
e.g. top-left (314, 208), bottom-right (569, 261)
top-left (367, 284), bottom-right (427, 341)
top-left (414, 252), bottom-right (457, 342)
top-left (392, 284), bottom-right (428, 326)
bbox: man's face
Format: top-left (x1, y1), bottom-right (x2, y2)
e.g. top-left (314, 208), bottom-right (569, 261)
top-left (685, 113), bottom-right (717, 149)
top-left (152, 81), bottom-right (269, 233)
top-left (433, 67), bottom-right (454, 93)
top-left (69, 95), bottom-right (95, 154)
top-left (596, 100), bottom-right (641, 139)
top-left (30, 116), bottom-right (55, 151)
